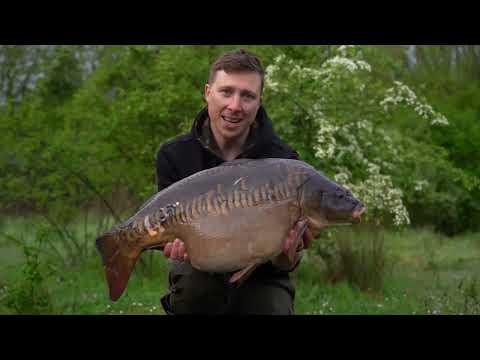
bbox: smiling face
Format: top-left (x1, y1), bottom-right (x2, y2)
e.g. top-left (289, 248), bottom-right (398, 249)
top-left (205, 70), bottom-right (262, 145)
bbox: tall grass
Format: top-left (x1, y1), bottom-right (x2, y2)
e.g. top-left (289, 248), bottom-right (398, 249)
top-left (0, 215), bottom-right (170, 314)
top-left (311, 226), bottom-right (389, 293)
top-left (2, 217), bottom-right (480, 314)
top-left (0, 241), bottom-right (54, 314)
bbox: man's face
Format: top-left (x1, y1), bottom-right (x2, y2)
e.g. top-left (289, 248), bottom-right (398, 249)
top-left (205, 70), bottom-right (262, 143)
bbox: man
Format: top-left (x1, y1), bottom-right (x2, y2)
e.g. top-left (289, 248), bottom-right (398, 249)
top-left (156, 48), bottom-right (313, 315)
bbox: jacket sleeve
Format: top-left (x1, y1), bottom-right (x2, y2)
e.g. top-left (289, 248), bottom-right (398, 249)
top-left (282, 141), bottom-right (300, 160)
top-left (155, 146), bottom-right (179, 193)
top-left (287, 149), bottom-right (300, 160)
top-left (269, 138), bottom-right (301, 161)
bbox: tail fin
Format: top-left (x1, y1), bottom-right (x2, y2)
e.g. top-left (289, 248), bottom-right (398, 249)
top-left (96, 232), bottom-right (142, 301)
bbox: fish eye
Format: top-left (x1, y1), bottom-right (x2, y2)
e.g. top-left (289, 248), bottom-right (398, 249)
top-left (316, 190), bottom-right (324, 201)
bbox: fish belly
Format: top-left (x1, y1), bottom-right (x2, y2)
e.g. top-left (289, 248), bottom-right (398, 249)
top-left (181, 201), bottom-right (296, 273)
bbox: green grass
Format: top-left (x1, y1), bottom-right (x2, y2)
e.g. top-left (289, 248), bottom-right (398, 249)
top-left (1, 217), bottom-right (479, 315)
top-left (292, 227), bottom-right (480, 315)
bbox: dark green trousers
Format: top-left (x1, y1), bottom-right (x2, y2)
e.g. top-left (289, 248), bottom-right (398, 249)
top-left (160, 260), bottom-right (296, 315)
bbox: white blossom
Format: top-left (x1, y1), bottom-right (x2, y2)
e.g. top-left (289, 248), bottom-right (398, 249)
top-left (261, 49), bottom-right (448, 227)
top-left (380, 81), bottom-right (449, 126)
top-left (323, 56), bottom-right (372, 74)
top-left (414, 180), bottom-right (429, 192)
top-left (336, 45), bottom-right (356, 57)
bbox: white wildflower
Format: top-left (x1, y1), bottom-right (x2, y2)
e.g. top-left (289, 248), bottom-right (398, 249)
top-left (380, 81), bottom-right (449, 126)
top-left (347, 164), bottom-right (410, 226)
top-left (414, 180), bottom-right (429, 192)
top-left (336, 45), bottom-right (356, 57)
top-left (322, 56), bottom-right (372, 74)
top-left (334, 172), bottom-right (350, 185)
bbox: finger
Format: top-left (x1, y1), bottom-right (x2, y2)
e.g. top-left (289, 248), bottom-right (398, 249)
top-left (163, 243), bottom-right (172, 257)
top-left (174, 239), bottom-right (187, 261)
top-left (171, 239), bottom-right (181, 260)
top-left (178, 241), bottom-right (186, 258)
top-left (283, 229), bottom-right (296, 254)
top-left (289, 228), bottom-right (297, 240)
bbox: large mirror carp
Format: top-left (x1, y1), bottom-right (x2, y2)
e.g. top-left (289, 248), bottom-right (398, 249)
top-left (96, 158), bottom-right (365, 301)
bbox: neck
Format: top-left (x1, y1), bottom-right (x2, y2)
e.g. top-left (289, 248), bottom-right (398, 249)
top-left (212, 127), bottom-right (250, 161)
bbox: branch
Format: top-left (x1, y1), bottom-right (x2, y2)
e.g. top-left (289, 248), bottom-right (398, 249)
top-left (67, 169), bottom-right (122, 224)
top-left (39, 140), bottom-right (123, 224)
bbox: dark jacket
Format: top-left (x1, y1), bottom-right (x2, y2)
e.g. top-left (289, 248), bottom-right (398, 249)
top-left (155, 106), bottom-right (300, 278)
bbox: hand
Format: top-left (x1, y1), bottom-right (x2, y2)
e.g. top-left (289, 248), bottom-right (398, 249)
top-left (301, 225), bottom-right (314, 250)
top-left (163, 238), bottom-right (189, 262)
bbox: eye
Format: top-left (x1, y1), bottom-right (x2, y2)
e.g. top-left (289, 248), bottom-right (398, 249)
top-left (335, 190), bottom-right (345, 199)
top-left (240, 92), bottom-right (256, 101)
top-left (220, 89), bottom-right (232, 96)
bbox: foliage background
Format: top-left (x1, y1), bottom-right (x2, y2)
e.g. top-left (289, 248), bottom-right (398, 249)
top-left (2, 45), bottom-right (478, 234)
top-left (1, 45), bottom-right (479, 314)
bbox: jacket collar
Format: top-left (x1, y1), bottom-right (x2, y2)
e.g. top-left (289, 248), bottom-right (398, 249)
top-left (191, 106), bottom-right (276, 159)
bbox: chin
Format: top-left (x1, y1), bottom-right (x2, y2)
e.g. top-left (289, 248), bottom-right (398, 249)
top-left (221, 126), bottom-right (244, 136)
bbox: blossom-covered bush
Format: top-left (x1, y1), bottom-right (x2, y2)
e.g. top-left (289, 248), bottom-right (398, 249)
top-left (263, 45), bottom-right (458, 228)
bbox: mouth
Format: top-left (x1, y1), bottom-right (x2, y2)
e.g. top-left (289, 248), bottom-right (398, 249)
top-left (352, 206), bottom-right (366, 222)
top-left (222, 115), bottom-right (242, 124)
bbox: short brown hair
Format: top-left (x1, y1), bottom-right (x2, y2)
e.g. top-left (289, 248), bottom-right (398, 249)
top-left (209, 48), bottom-right (265, 94)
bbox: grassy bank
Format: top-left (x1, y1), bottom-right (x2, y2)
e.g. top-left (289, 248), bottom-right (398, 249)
top-left (1, 217), bottom-right (479, 315)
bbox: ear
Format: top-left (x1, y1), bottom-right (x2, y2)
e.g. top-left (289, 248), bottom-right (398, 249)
top-left (204, 83), bottom-right (211, 101)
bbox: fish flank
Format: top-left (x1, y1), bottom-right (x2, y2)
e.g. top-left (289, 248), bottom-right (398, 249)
top-left (227, 189), bottom-right (235, 212)
top-left (177, 202), bottom-right (186, 223)
top-left (247, 189), bottom-right (255, 206)
top-left (205, 190), bottom-right (217, 215)
top-left (253, 187), bottom-right (262, 204)
top-left (186, 199), bottom-right (194, 221)
top-left (234, 190), bottom-right (242, 209)
top-left (277, 179), bottom-right (286, 199)
top-left (240, 190), bottom-right (248, 207)
top-left (260, 184), bottom-right (268, 202)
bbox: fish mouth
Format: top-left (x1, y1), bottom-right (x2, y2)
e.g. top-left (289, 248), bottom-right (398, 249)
top-left (222, 115), bottom-right (243, 124)
top-left (352, 205), bottom-right (366, 223)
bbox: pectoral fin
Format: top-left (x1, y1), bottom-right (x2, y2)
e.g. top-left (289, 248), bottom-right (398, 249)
top-left (229, 263), bottom-right (258, 285)
top-left (283, 219), bottom-right (309, 264)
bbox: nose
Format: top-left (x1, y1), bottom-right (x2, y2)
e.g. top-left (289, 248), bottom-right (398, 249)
top-left (228, 94), bottom-right (242, 112)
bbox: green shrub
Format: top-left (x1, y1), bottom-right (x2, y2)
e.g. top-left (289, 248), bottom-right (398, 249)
top-left (314, 228), bottom-right (388, 293)
top-left (1, 244), bottom-right (55, 314)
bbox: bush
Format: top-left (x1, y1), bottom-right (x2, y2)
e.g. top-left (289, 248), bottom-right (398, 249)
top-left (0, 244), bottom-right (55, 314)
top-left (312, 227), bottom-right (389, 293)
